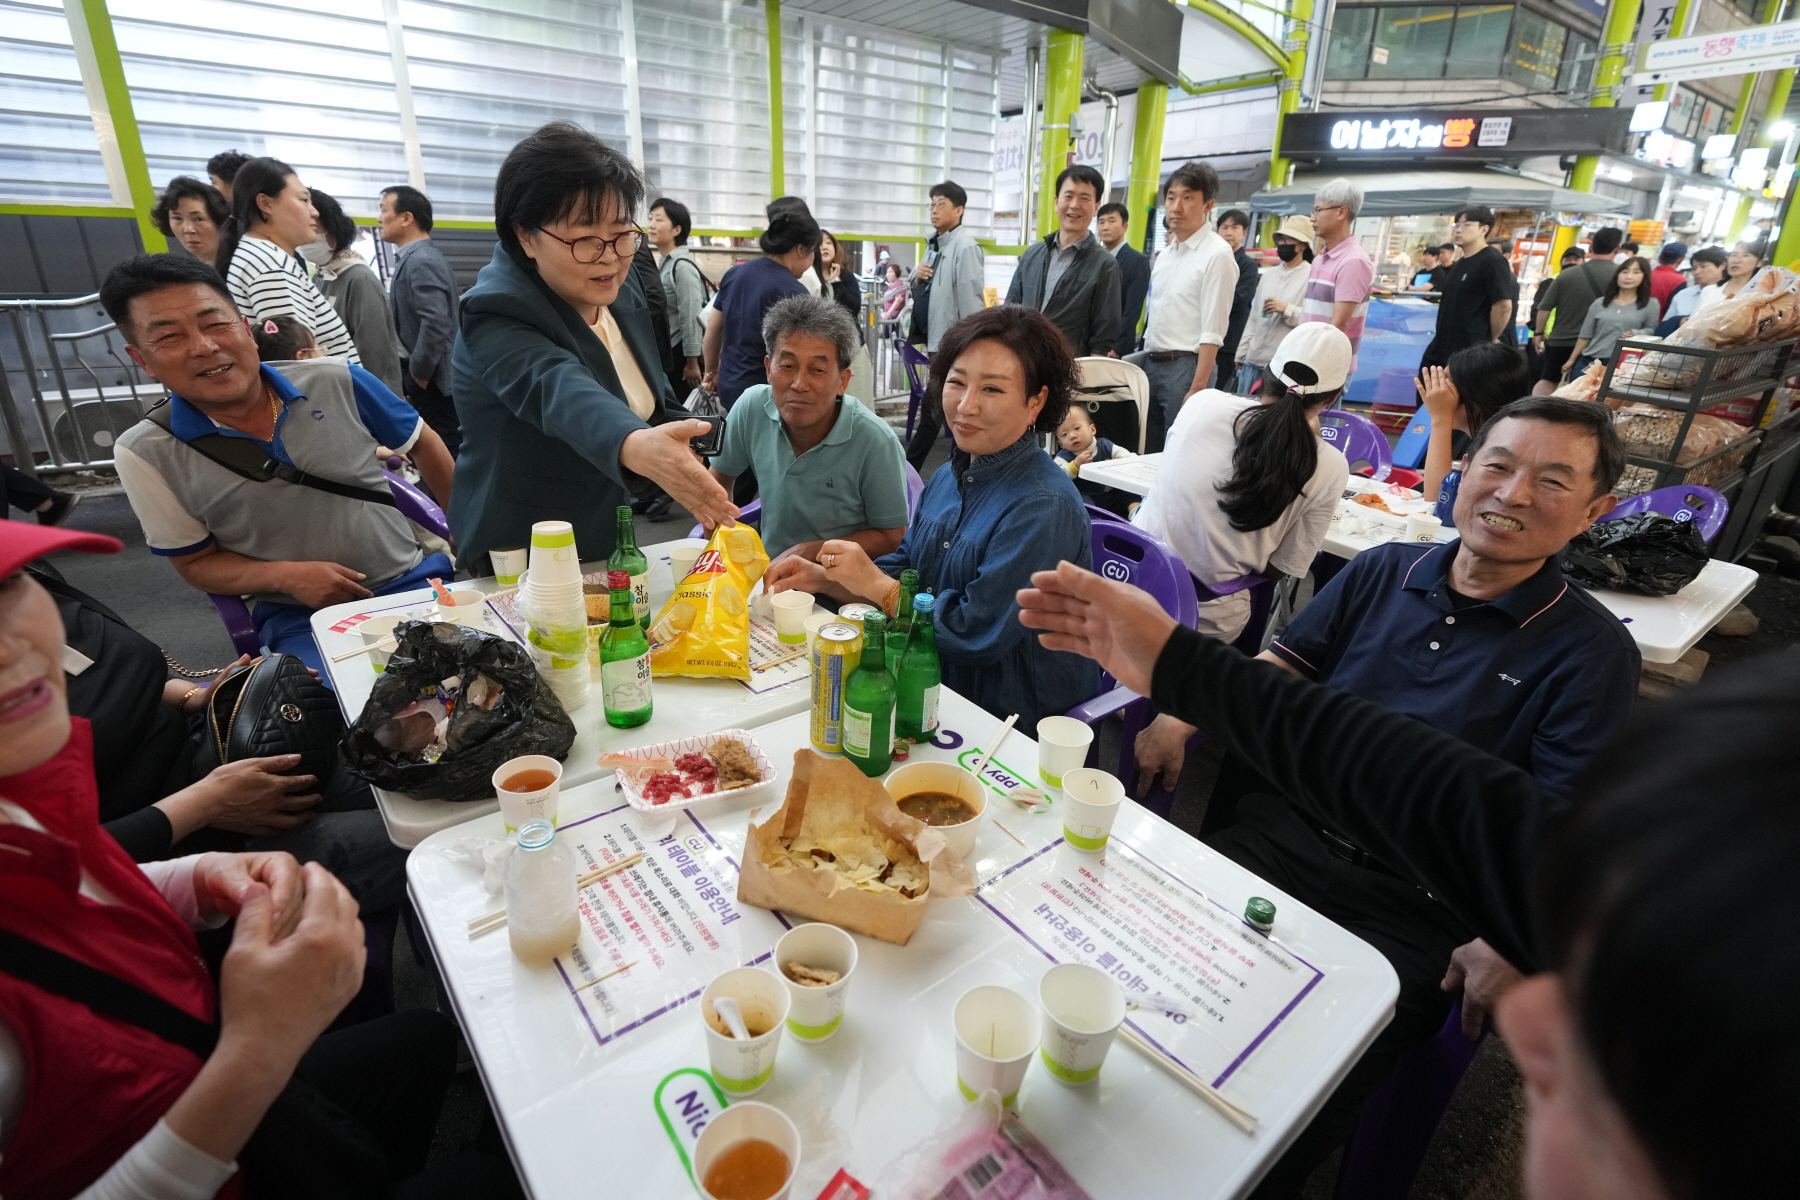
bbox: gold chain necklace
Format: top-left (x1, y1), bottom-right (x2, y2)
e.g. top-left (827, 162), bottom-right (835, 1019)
top-left (264, 383), bottom-right (281, 437)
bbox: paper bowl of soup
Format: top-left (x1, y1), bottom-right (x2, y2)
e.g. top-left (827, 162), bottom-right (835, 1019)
top-left (884, 761), bottom-right (987, 861)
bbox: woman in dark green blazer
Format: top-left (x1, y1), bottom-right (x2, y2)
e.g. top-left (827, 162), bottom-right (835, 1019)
top-left (449, 122), bottom-right (735, 570)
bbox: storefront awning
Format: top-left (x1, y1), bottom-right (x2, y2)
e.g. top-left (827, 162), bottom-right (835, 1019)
top-left (1248, 170), bottom-right (1633, 217)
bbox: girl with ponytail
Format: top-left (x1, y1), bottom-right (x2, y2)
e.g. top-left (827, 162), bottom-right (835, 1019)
top-left (1133, 321), bottom-right (1353, 643)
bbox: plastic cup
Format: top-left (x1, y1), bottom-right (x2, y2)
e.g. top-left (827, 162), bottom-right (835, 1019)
top-left (692, 1101), bottom-right (800, 1200)
top-left (953, 985), bottom-right (1040, 1108)
top-left (1037, 964), bottom-right (1127, 1086)
top-left (1060, 768), bottom-right (1125, 852)
top-left (436, 589), bottom-right (486, 626)
top-left (774, 923), bottom-right (858, 1042)
top-left (667, 538), bottom-right (709, 585)
top-left (493, 754), bottom-right (562, 831)
top-left (771, 591), bottom-right (814, 645)
top-left (528, 521), bottom-right (583, 585)
top-left (359, 615), bottom-right (402, 673)
top-left (701, 967), bottom-right (791, 1096)
top-left (803, 612), bottom-right (836, 653)
top-left (885, 761), bottom-right (986, 862)
top-left (1035, 716), bottom-right (1095, 789)
top-left (490, 547), bottom-right (529, 586)
top-left (1405, 513), bottom-right (1443, 543)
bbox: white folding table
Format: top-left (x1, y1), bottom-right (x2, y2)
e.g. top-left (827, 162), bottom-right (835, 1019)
top-left (405, 691), bottom-right (1399, 1199)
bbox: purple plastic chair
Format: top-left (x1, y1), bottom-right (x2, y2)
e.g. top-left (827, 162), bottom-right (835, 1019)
top-left (1598, 484), bottom-right (1729, 544)
top-left (903, 463), bottom-right (925, 518)
top-left (208, 468), bottom-right (452, 658)
top-left (1319, 410), bottom-right (1393, 481)
top-left (1332, 1002), bottom-right (1487, 1200)
top-left (900, 341), bottom-right (932, 442)
top-left (1062, 522), bottom-right (1200, 802)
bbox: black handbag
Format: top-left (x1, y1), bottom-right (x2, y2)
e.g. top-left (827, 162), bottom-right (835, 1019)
top-left (193, 654), bottom-right (344, 790)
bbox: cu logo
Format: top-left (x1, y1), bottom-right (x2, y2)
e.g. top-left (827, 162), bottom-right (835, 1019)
top-left (1101, 560), bottom-right (1131, 582)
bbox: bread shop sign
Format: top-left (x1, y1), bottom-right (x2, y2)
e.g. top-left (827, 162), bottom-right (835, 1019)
top-left (1281, 108), bottom-right (1631, 161)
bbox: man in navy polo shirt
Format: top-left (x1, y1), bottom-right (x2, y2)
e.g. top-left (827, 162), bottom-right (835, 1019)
top-left (1141, 396), bottom-right (1638, 1200)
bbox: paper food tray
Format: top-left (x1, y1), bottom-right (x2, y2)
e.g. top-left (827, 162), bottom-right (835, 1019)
top-left (609, 727), bottom-right (779, 814)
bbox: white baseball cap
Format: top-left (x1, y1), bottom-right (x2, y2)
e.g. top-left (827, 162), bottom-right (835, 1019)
top-left (1270, 322), bottom-right (1353, 396)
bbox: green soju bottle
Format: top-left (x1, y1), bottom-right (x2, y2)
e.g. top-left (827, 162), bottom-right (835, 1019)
top-left (608, 506), bottom-right (650, 628)
top-left (888, 568), bottom-right (919, 663)
top-left (895, 592), bottom-right (940, 743)
top-left (599, 569), bottom-right (653, 727)
top-left (842, 610), bottom-right (896, 777)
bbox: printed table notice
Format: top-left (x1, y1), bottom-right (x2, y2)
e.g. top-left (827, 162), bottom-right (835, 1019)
top-left (552, 805), bottom-right (789, 1048)
top-left (975, 840), bottom-right (1324, 1087)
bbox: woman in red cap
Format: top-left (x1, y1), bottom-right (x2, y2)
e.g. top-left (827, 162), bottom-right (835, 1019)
top-left (0, 521), bottom-right (511, 1198)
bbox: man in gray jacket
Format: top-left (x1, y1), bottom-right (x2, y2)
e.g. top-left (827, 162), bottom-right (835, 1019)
top-left (379, 185), bottom-right (461, 456)
top-left (905, 180), bottom-right (986, 469)
top-left (1006, 165), bottom-right (1121, 359)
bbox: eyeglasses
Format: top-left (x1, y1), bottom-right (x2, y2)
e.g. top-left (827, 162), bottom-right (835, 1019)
top-left (534, 226), bottom-right (644, 263)
top-left (1312, 204), bottom-right (1346, 216)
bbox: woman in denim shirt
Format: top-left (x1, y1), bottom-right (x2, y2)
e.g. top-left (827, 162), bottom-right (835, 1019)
top-left (767, 306), bottom-right (1101, 726)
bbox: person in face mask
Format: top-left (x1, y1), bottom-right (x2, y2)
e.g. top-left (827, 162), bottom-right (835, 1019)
top-left (306, 188), bottom-right (405, 393)
top-left (217, 156), bottom-right (361, 364)
top-left (1233, 214), bottom-right (1314, 395)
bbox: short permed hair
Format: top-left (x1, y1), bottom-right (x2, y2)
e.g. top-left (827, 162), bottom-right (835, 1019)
top-left (762, 295), bottom-right (861, 373)
top-left (205, 150), bottom-right (252, 187)
top-left (381, 184), bottom-right (434, 233)
top-left (649, 196), bottom-right (692, 244)
top-left (100, 253), bottom-right (237, 339)
top-left (1166, 161), bottom-right (1220, 203)
top-left (150, 176), bottom-right (228, 239)
top-left (927, 305), bottom-right (1076, 436)
top-left (929, 180), bottom-right (968, 209)
top-left (494, 121), bottom-right (644, 256)
top-left (1464, 395), bottom-right (1626, 499)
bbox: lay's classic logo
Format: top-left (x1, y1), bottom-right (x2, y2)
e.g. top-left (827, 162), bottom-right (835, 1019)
top-left (691, 550), bottom-right (729, 577)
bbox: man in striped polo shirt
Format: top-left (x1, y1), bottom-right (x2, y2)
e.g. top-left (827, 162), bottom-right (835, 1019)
top-left (1300, 178), bottom-right (1374, 380)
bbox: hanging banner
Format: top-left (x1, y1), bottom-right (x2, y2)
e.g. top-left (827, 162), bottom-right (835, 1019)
top-left (1632, 19), bottom-right (1800, 85)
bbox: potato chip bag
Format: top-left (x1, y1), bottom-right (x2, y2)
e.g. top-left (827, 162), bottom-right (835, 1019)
top-left (648, 522), bottom-right (770, 680)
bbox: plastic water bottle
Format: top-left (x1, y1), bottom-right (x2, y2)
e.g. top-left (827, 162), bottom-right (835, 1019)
top-left (504, 820), bottom-right (580, 966)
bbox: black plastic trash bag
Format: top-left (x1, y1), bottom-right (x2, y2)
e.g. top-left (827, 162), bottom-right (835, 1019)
top-left (1559, 511), bottom-right (1709, 597)
top-left (341, 620), bottom-right (576, 801)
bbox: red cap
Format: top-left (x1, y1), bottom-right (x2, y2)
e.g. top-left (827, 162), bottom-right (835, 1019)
top-left (607, 569), bottom-right (631, 590)
top-left (0, 517), bottom-right (121, 577)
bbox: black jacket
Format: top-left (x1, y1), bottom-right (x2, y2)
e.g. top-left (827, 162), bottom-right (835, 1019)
top-left (1006, 231), bottom-right (1122, 357)
top-left (1218, 247), bottom-right (1260, 372)
top-left (1113, 244), bottom-right (1150, 356)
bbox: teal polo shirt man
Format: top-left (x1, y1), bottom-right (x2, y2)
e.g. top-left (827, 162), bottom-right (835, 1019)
top-left (709, 295), bottom-right (908, 563)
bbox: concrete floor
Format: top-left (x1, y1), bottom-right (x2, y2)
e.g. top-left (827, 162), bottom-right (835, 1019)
top-left (29, 452), bottom-right (1800, 1198)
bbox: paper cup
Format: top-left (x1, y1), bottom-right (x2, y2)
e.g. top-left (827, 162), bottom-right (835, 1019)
top-left (667, 538), bottom-right (709, 585)
top-left (490, 547), bottom-right (528, 585)
top-left (692, 1101), bottom-right (800, 1200)
top-left (1038, 963), bottom-right (1126, 1085)
top-left (1405, 513), bottom-right (1443, 543)
top-left (493, 754), bottom-right (562, 831)
top-left (528, 521), bottom-right (582, 585)
top-left (954, 985), bottom-right (1040, 1108)
top-left (701, 967), bottom-right (790, 1096)
top-left (1060, 768), bottom-right (1124, 852)
top-left (803, 612), bottom-right (836, 653)
top-left (436, 589), bottom-right (486, 625)
top-left (775, 923), bottom-right (858, 1042)
top-left (771, 591), bottom-right (814, 645)
top-left (359, 615), bottom-right (402, 673)
top-left (884, 761), bottom-right (986, 862)
top-left (1035, 716), bottom-right (1094, 788)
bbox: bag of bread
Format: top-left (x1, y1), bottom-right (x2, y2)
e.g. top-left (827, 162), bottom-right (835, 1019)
top-left (647, 522), bottom-right (770, 680)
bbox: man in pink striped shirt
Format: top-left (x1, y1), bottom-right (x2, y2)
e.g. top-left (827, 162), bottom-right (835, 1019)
top-left (1300, 178), bottom-right (1374, 376)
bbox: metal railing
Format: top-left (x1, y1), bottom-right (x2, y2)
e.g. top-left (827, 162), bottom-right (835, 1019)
top-left (0, 292), bottom-right (160, 477)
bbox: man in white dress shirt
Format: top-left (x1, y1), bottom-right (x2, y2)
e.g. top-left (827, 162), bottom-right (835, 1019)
top-left (1138, 161), bottom-right (1238, 452)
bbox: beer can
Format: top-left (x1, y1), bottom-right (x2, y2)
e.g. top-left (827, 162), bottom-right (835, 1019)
top-left (809, 622), bottom-right (863, 753)
top-left (837, 602), bottom-right (881, 624)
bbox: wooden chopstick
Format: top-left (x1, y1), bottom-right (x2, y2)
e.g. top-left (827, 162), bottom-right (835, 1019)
top-left (467, 852), bottom-right (646, 938)
top-left (992, 818), bottom-right (1026, 848)
top-left (971, 713), bottom-right (1018, 778)
top-left (1118, 1025), bottom-right (1257, 1133)
top-left (572, 960), bottom-right (639, 993)
top-left (332, 637), bottom-right (397, 662)
top-left (752, 647), bottom-right (809, 672)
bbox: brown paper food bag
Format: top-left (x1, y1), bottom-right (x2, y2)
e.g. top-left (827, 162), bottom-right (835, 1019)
top-left (737, 750), bottom-right (977, 946)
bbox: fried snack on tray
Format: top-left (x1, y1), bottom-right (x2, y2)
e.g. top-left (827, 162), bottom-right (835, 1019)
top-left (1351, 492), bottom-right (1397, 514)
top-left (708, 737), bottom-right (762, 790)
